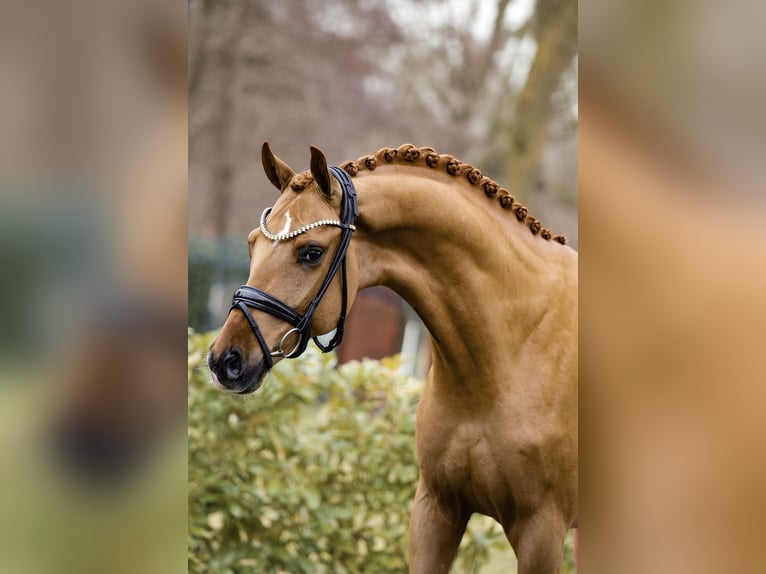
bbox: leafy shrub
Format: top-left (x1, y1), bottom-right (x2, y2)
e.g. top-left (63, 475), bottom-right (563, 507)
top-left (188, 331), bottom-right (574, 573)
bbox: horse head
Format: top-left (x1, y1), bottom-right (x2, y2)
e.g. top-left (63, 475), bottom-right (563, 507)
top-left (207, 143), bottom-right (360, 394)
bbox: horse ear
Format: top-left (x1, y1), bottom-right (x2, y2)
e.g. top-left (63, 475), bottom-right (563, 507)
top-left (261, 141), bottom-right (295, 191)
top-left (309, 145), bottom-right (333, 200)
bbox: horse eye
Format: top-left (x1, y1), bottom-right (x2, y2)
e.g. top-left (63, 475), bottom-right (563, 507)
top-left (298, 246), bottom-right (325, 266)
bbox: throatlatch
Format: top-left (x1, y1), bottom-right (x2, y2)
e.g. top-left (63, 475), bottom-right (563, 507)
top-left (229, 166), bottom-right (359, 370)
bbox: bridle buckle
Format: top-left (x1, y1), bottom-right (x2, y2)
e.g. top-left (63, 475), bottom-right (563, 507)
top-left (271, 327), bottom-right (302, 359)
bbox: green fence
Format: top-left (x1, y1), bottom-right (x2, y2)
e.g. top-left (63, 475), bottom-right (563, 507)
top-left (189, 237), bottom-right (250, 331)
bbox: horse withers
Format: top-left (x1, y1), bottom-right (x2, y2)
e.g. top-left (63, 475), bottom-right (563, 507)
top-left (208, 143), bottom-right (578, 573)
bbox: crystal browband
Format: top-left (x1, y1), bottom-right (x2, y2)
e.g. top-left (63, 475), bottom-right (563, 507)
top-left (259, 207), bottom-right (356, 242)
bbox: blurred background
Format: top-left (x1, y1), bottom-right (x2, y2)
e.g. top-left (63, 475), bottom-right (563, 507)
top-left (580, 0), bottom-right (766, 572)
top-left (0, 0), bottom-right (187, 572)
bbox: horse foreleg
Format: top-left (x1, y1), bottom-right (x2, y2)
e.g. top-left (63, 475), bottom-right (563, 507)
top-left (408, 478), bottom-right (468, 574)
top-left (509, 503), bottom-right (570, 574)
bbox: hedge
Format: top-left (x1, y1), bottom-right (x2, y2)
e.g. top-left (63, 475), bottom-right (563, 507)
top-left (188, 331), bottom-right (574, 573)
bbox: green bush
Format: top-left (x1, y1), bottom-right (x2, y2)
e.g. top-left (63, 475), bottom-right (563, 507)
top-left (188, 331), bottom-right (574, 573)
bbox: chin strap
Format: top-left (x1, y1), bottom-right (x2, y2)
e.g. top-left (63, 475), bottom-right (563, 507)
top-left (229, 165), bottom-right (359, 366)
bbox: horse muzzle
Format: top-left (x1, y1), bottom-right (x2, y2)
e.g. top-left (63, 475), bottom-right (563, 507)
top-left (207, 347), bottom-right (267, 394)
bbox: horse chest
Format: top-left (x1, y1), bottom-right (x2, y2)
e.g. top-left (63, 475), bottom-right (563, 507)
top-left (416, 411), bottom-right (517, 521)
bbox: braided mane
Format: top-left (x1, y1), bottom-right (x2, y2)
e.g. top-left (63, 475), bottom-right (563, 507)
top-left (338, 144), bottom-right (566, 244)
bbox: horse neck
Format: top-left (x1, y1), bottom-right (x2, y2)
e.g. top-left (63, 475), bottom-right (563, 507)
top-left (352, 167), bottom-right (577, 387)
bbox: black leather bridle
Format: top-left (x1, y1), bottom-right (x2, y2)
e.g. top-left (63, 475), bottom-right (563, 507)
top-left (229, 166), bottom-right (359, 371)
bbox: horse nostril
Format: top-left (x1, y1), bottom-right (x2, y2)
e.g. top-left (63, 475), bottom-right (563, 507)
top-left (222, 349), bottom-right (243, 381)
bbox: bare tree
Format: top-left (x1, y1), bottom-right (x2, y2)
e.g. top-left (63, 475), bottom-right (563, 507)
top-left (507, 0), bottom-right (577, 200)
top-left (189, 0), bottom-right (577, 240)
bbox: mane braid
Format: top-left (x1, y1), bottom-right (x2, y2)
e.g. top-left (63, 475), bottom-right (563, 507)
top-left (339, 143), bottom-right (567, 244)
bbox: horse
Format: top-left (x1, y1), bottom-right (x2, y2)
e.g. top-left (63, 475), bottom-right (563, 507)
top-left (208, 142), bottom-right (578, 573)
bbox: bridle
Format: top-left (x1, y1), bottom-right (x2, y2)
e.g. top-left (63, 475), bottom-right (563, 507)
top-left (229, 166), bottom-right (358, 371)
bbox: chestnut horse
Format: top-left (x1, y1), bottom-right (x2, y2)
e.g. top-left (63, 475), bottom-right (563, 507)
top-left (208, 143), bottom-right (578, 573)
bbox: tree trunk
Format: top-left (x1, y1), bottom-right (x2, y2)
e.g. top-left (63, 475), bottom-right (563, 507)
top-left (209, 0), bottom-right (251, 239)
top-left (508, 0), bottom-right (577, 201)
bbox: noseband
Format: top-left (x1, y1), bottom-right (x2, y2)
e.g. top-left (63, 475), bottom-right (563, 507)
top-left (229, 166), bottom-right (359, 371)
